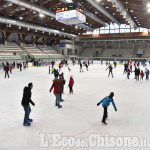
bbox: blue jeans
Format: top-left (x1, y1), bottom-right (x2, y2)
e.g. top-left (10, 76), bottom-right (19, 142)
top-left (55, 94), bottom-right (60, 106)
top-left (23, 105), bottom-right (31, 124)
top-left (108, 71), bottom-right (113, 78)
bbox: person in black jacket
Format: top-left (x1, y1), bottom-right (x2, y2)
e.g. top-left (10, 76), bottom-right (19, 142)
top-left (106, 65), bottom-right (114, 78)
top-left (59, 73), bottom-right (66, 102)
top-left (4, 65), bottom-right (9, 78)
top-left (21, 83), bottom-right (35, 126)
top-left (80, 62), bottom-right (84, 72)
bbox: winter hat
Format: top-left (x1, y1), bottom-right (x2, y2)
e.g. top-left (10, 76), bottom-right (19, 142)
top-left (109, 92), bottom-right (114, 99)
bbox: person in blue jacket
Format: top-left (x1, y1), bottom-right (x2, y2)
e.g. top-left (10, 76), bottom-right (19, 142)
top-left (97, 92), bottom-right (117, 125)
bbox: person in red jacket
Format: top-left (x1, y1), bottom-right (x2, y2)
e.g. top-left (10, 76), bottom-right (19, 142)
top-left (49, 77), bottom-right (63, 108)
top-left (130, 64), bottom-right (132, 72)
top-left (59, 63), bottom-right (62, 72)
top-left (140, 70), bottom-right (144, 80)
top-left (68, 76), bottom-right (74, 94)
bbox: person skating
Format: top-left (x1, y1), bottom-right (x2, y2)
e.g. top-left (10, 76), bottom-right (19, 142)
top-left (106, 65), bottom-right (114, 78)
top-left (85, 62), bottom-right (89, 71)
top-left (20, 63), bottom-right (22, 71)
top-left (80, 62), bottom-right (84, 72)
top-left (130, 64), bottom-right (132, 72)
top-left (54, 69), bottom-right (59, 78)
top-left (49, 77), bottom-right (63, 108)
top-left (113, 61), bottom-right (117, 68)
top-left (145, 69), bottom-right (149, 80)
top-left (9, 65), bottom-right (13, 73)
top-left (68, 76), bottom-right (74, 94)
top-left (136, 68), bottom-right (140, 81)
top-left (68, 66), bottom-right (71, 72)
top-left (4, 65), bottom-right (9, 78)
top-left (59, 63), bottom-right (62, 72)
top-left (21, 83), bottom-right (35, 126)
top-left (59, 73), bottom-right (66, 102)
top-left (140, 70), bottom-right (144, 80)
top-left (97, 92), bottom-right (117, 125)
top-left (49, 66), bottom-right (51, 74)
top-left (127, 68), bottom-right (131, 79)
top-left (123, 63), bottom-right (128, 74)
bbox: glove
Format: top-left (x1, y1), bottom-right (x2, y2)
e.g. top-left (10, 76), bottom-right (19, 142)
top-left (97, 103), bottom-right (100, 106)
top-left (115, 108), bottom-right (117, 111)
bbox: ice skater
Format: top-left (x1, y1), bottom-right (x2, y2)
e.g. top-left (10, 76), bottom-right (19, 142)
top-left (49, 66), bottom-right (51, 74)
top-left (54, 69), bottom-right (59, 79)
top-left (20, 63), bottom-right (22, 71)
top-left (97, 92), bottom-right (117, 125)
top-left (145, 69), bottom-right (149, 80)
top-left (68, 76), bottom-right (74, 94)
top-left (106, 65), bottom-right (114, 78)
top-left (124, 63), bottom-right (128, 74)
top-left (59, 63), bottom-right (62, 72)
top-left (21, 83), bottom-right (35, 126)
top-left (9, 65), bottom-right (12, 73)
top-left (68, 66), bottom-right (71, 72)
top-left (140, 70), bottom-right (144, 80)
top-left (4, 65), bottom-right (9, 78)
top-left (80, 62), bottom-right (84, 72)
top-left (59, 73), bottom-right (66, 102)
top-left (113, 61), bottom-right (117, 68)
top-left (85, 62), bottom-right (89, 71)
top-left (49, 76), bottom-right (63, 108)
top-left (127, 68), bottom-right (131, 79)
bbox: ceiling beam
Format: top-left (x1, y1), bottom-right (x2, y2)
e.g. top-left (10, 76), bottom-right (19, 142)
top-left (85, 0), bottom-right (120, 25)
top-left (108, 0), bottom-right (138, 29)
top-left (5, 0), bottom-right (94, 31)
top-left (0, 16), bottom-right (78, 38)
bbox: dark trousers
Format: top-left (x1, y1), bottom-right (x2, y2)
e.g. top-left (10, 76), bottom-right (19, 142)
top-left (23, 105), bottom-right (31, 124)
top-left (80, 67), bottom-right (83, 72)
top-left (69, 86), bottom-right (73, 94)
top-left (108, 71), bottom-right (113, 78)
top-left (135, 75), bottom-right (139, 81)
top-left (5, 71), bottom-right (9, 78)
top-left (102, 106), bottom-right (108, 123)
top-left (60, 93), bottom-right (63, 100)
top-left (49, 70), bottom-right (50, 74)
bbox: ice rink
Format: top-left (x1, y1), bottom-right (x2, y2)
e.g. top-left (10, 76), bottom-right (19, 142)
top-left (0, 63), bottom-right (149, 150)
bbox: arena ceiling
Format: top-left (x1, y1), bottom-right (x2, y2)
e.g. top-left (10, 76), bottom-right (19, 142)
top-left (0, 0), bottom-right (149, 42)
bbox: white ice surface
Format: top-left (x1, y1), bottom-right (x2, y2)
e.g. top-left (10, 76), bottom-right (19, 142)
top-left (0, 64), bottom-right (149, 150)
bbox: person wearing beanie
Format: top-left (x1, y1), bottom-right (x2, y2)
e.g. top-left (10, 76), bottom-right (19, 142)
top-left (49, 77), bottom-right (63, 108)
top-left (97, 92), bottom-right (117, 125)
top-left (21, 83), bottom-right (35, 126)
top-left (68, 76), bottom-right (74, 94)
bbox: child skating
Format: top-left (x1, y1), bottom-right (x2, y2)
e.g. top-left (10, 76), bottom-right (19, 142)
top-left (97, 92), bottom-right (117, 125)
top-left (68, 76), bottom-right (74, 94)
